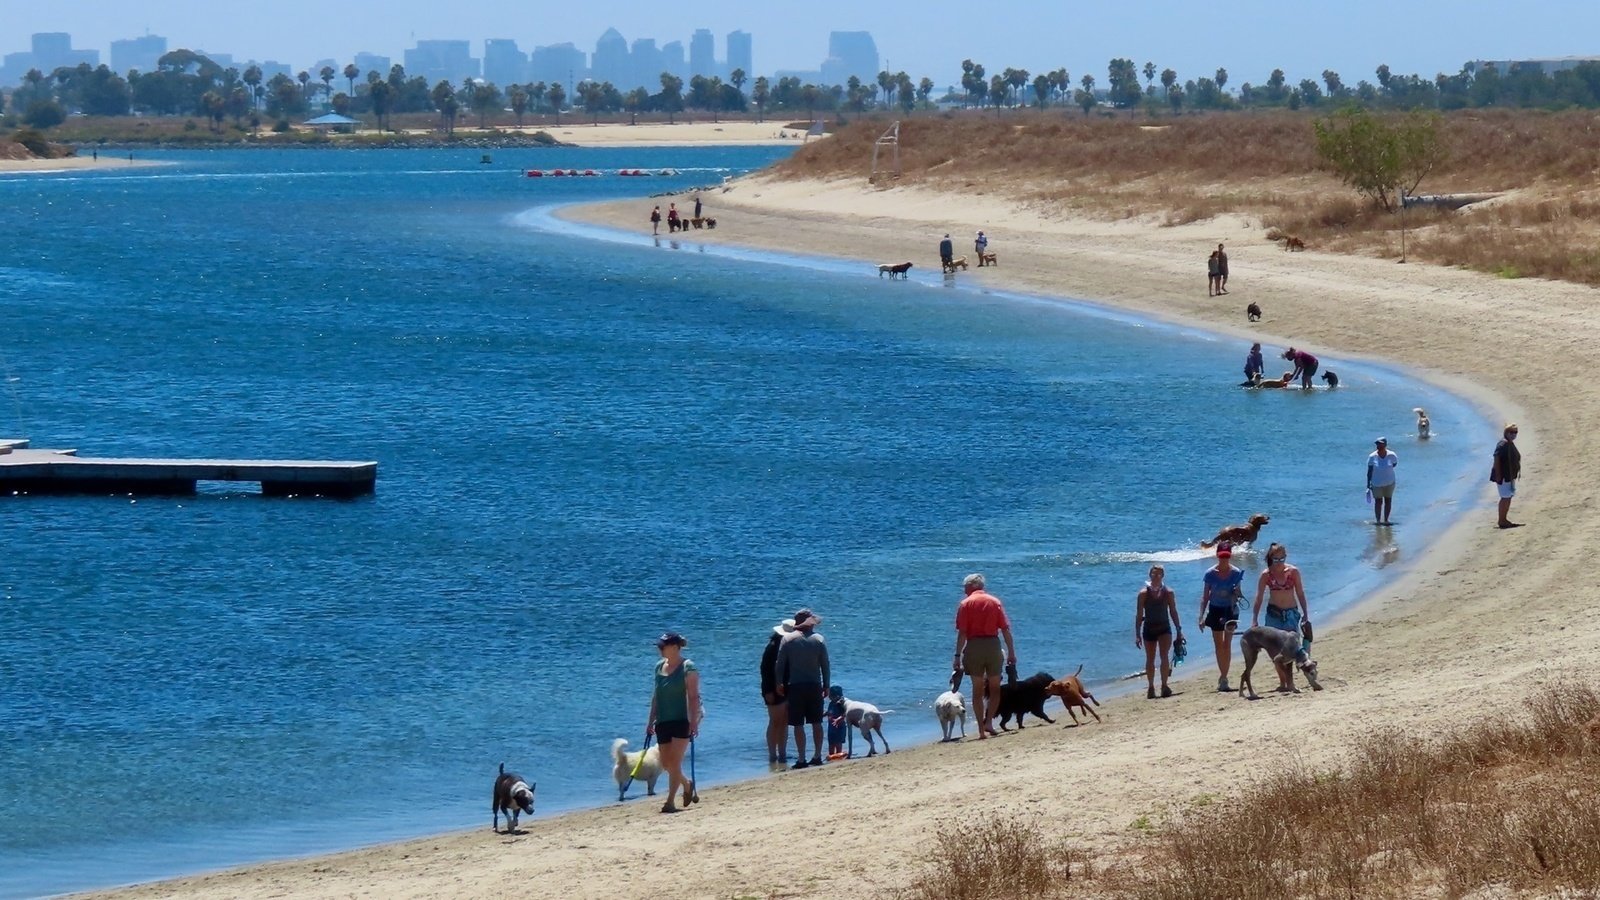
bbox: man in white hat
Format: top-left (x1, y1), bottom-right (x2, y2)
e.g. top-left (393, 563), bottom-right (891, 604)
top-left (1367, 436), bottom-right (1397, 526)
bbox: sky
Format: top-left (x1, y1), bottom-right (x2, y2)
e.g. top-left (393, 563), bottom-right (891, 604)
top-left (8, 0), bottom-right (1600, 87)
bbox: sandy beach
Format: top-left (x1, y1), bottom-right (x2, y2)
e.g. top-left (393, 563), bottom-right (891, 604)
top-left (84, 173), bottom-right (1599, 899)
top-left (420, 120), bottom-right (817, 147)
top-left (0, 155), bottom-right (155, 174)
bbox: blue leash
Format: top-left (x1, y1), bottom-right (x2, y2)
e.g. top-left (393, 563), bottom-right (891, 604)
top-left (688, 735), bottom-right (699, 804)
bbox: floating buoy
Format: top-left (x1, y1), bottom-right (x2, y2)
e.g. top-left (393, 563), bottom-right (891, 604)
top-left (525, 169), bottom-right (543, 177)
top-left (582, 169), bottom-right (597, 176)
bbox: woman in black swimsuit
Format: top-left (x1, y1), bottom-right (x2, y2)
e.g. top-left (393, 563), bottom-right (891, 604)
top-left (1134, 565), bottom-right (1183, 699)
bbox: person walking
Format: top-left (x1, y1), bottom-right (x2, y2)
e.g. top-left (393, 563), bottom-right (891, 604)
top-left (939, 233), bottom-right (954, 270)
top-left (1252, 542), bottom-right (1311, 653)
top-left (1367, 437), bottom-right (1398, 525)
top-left (975, 230), bottom-right (989, 266)
top-left (1283, 347), bottom-right (1320, 390)
top-left (1216, 243), bottom-right (1230, 293)
top-left (1491, 423), bottom-right (1522, 528)
top-left (1134, 565), bottom-right (1181, 699)
top-left (760, 619), bottom-right (795, 764)
top-left (1197, 542), bottom-right (1245, 692)
top-left (650, 205), bottom-right (661, 235)
top-left (954, 573), bottom-right (1018, 739)
top-left (646, 631), bottom-right (701, 814)
top-left (775, 608), bottom-right (829, 769)
top-left (1208, 250), bottom-right (1221, 297)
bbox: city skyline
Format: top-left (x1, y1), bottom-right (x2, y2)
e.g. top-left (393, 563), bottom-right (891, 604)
top-left (6, 0), bottom-right (1600, 92)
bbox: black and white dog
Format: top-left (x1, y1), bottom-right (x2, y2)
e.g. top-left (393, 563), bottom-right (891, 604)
top-left (493, 762), bottom-right (536, 833)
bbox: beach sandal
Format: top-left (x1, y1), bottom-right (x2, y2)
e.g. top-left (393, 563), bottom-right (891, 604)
top-left (790, 759), bottom-right (810, 770)
top-left (1161, 685), bottom-right (1173, 698)
top-left (685, 781), bottom-right (698, 805)
top-left (660, 801), bottom-right (679, 814)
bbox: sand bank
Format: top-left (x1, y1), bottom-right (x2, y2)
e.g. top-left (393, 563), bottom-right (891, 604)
top-left (86, 175), bottom-right (1597, 899)
top-left (493, 120), bottom-right (814, 147)
top-left (0, 155), bottom-right (156, 174)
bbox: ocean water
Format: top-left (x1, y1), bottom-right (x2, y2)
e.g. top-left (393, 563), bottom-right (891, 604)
top-left (0, 147), bottom-right (1490, 898)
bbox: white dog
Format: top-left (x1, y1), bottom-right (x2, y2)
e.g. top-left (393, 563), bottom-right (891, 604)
top-left (839, 696), bottom-right (893, 756)
top-left (611, 738), bottom-right (662, 801)
top-left (1414, 407), bottom-right (1431, 439)
top-left (934, 690), bottom-right (967, 741)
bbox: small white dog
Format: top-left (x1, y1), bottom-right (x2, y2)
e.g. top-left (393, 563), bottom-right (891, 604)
top-left (839, 696), bottom-right (893, 756)
top-left (934, 690), bottom-right (967, 741)
top-left (611, 737), bottom-right (662, 801)
top-left (1414, 407), bottom-right (1431, 439)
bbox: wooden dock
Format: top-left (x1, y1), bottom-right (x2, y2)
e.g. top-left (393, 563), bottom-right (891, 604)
top-left (0, 440), bottom-right (377, 497)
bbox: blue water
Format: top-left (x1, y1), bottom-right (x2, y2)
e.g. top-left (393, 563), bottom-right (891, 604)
top-left (0, 147), bottom-right (1490, 898)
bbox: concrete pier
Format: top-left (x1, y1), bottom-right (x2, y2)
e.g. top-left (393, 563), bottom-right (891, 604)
top-left (0, 440), bottom-right (377, 497)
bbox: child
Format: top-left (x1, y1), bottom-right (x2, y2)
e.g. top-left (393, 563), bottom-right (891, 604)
top-left (826, 685), bottom-right (849, 760)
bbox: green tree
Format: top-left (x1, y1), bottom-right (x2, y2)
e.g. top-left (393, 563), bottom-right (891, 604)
top-left (510, 87), bottom-right (529, 126)
top-left (298, 70), bottom-right (312, 103)
top-left (367, 79), bottom-right (393, 131)
top-left (1007, 67), bottom-right (1029, 108)
top-left (1323, 69), bottom-right (1345, 98)
top-left (23, 99), bottom-right (66, 128)
top-left (656, 73), bottom-right (681, 124)
top-left (1077, 74), bottom-right (1096, 115)
top-left (897, 72), bottom-right (915, 113)
top-left (1033, 73), bottom-right (1052, 108)
top-left (1313, 107), bottom-right (1446, 211)
top-left (330, 91), bottom-right (351, 117)
top-left (729, 67), bottom-right (746, 99)
top-left (1168, 84), bottom-right (1185, 113)
top-left (320, 65), bottom-right (335, 100)
top-left (243, 65), bottom-right (262, 110)
top-left (431, 79), bottom-right (458, 134)
top-left (1107, 58), bottom-right (1141, 108)
top-left (200, 90), bottom-right (225, 131)
top-left (547, 81), bottom-right (566, 126)
top-left (1143, 61), bottom-right (1156, 93)
top-left (622, 86), bottom-right (648, 125)
top-left (226, 86), bottom-right (250, 124)
top-left (1215, 68), bottom-right (1229, 92)
top-left (751, 75), bottom-right (769, 121)
top-left (1298, 79), bottom-right (1324, 106)
top-left (918, 76), bottom-right (934, 107)
top-left (877, 70), bottom-right (893, 107)
top-left (1160, 67), bottom-right (1177, 99)
top-left (1264, 68), bottom-right (1288, 104)
top-left (344, 62), bottom-right (359, 97)
top-left (471, 82), bottom-right (501, 127)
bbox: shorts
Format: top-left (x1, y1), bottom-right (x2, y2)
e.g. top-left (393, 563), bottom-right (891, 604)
top-left (655, 720), bottom-right (691, 744)
top-left (1263, 605), bottom-right (1302, 634)
top-left (1497, 480), bottom-right (1517, 499)
top-left (962, 636), bottom-right (1004, 680)
top-left (1141, 622), bottom-right (1172, 643)
top-left (1204, 605), bottom-right (1238, 632)
top-left (1369, 482), bottom-right (1395, 500)
top-left (762, 690), bottom-right (783, 707)
top-left (786, 683), bottom-right (824, 726)
top-left (1300, 360), bottom-right (1319, 381)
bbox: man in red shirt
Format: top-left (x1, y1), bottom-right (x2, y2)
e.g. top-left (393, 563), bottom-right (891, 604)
top-left (954, 573), bottom-right (1019, 739)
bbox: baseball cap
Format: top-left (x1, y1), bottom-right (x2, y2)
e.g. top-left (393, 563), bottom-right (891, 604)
top-left (655, 631), bottom-right (687, 648)
top-left (1215, 541), bottom-right (1233, 558)
top-left (1375, 436), bottom-right (1387, 445)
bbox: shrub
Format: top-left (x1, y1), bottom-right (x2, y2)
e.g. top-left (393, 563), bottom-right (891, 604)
top-left (22, 100), bottom-right (65, 129)
top-left (899, 813), bottom-right (1085, 900)
top-left (11, 128), bottom-right (50, 157)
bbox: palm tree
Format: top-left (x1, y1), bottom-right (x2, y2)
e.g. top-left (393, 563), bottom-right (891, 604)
top-left (297, 70), bottom-right (311, 104)
top-left (877, 70), bottom-right (894, 108)
top-left (1144, 61), bottom-right (1157, 95)
top-left (547, 82), bottom-right (566, 126)
top-left (752, 76), bottom-right (769, 122)
top-left (1161, 68), bottom-right (1178, 99)
top-left (320, 66), bottom-right (335, 101)
top-left (243, 65), bottom-right (262, 111)
top-left (510, 87), bottom-right (528, 126)
top-left (344, 63), bottom-right (359, 97)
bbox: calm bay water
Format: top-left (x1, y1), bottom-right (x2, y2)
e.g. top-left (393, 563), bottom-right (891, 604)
top-left (0, 146), bottom-right (1487, 898)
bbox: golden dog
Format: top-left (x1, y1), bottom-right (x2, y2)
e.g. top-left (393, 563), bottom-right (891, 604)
top-left (1200, 513), bottom-right (1270, 549)
top-left (942, 257), bottom-right (968, 273)
top-left (1044, 665), bottom-right (1102, 725)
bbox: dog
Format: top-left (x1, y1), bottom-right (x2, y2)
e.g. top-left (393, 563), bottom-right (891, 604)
top-left (1201, 513), bottom-right (1270, 549)
top-left (493, 763), bottom-right (536, 833)
top-left (942, 257), bottom-right (968, 273)
top-left (1283, 236), bottom-right (1306, 251)
top-left (1246, 371), bottom-right (1294, 389)
top-left (611, 737), bottom-right (662, 801)
top-left (704, 217), bottom-right (717, 229)
top-left (934, 690), bottom-right (967, 741)
top-left (1237, 625), bottom-right (1323, 699)
top-left (1247, 302), bottom-right (1262, 322)
top-left (1043, 664), bottom-right (1102, 725)
top-left (877, 261), bottom-right (914, 279)
top-left (690, 217), bottom-right (704, 229)
top-left (1414, 407), bottom-right (1431, 439)
top-left (839, 695), bottom-right (893, 756)
top-left (1322, 370), bottom-right (1340, 389)
top-left (996, 671), bottom-right (1056, 730)
top-left (978, 251), bottom-right (997, 266)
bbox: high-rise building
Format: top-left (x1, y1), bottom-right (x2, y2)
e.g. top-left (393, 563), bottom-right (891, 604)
top-left (110, 34), bottom-right (167, 75)
top-left (689, 28), bottom-right (714, 79)
top-left (483, 39), bottom-right (528, 86)
top-left (528, 43), bottom-right (585, 93)
top-left (404, 40), bottom-right (479, 85)
top-left (660, 40), bottom-right (686, 82)
top-left (591, 28), bottom-right (628, 87)
top-left (0, 32), bottom-right (100, 84)
top-left (630, 39), bottom-right (663, 93)
top-left (726, 30), bottom-right (752, 80)
top-left (820, 31), bottom-right (878, 86)
top-left (353, 52), bottom-right (391, 79)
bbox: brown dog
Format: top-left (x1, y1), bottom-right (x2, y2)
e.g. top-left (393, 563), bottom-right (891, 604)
top-left (1200, 513), bottom-right (1270, 548)
top-left (1283, 236), bottom-right (1306, 251)
top-left (979, 251), bottom-right (997, 266)
top-left (942, 257), bottom-right (968, 273)
top-left (1044, 664), bottom-right (1102, 725)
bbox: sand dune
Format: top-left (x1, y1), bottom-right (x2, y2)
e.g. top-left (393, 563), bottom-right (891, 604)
top-left (84, 173), bottom-right (1600, 899)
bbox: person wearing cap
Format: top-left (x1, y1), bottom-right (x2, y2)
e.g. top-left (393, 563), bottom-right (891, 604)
top-left (1491, 423), bottom-right (1522, 528)
top-left (775, 609), bottom-right (830, 769)
top-left (1283, 347), bottom-right (1320, 390)
top-left (760, 619), bottom-right (796, 764)
top-left (1367, 437), bottom-right (1398, 525)
top-left (975, 230), bottom-right (989, 266)
top-left (647, 632), bottom-right (701, 813)
top-left (954, 573), bottom-right (1018, 739)
top-left (1198, 542), bottom-right (1246, 692)
top-left (938, 233), bottom-right (954, 269)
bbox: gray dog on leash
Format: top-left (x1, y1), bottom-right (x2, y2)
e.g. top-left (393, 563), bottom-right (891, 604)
top-left (1237, 626), bottom-right (1322, 699)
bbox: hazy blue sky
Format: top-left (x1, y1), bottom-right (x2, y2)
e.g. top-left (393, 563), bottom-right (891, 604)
top-left (9, 0), bottom-right (1598, 86)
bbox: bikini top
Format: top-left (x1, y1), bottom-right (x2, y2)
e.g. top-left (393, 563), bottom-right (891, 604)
top-left (1265, 563), bottom-right (1296, 593)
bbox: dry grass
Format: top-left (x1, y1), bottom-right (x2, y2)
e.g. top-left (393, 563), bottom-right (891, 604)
top-left (902, 684), bottom-right (1600, 899)
top-left (777, 109), bottom-right (1600, 285)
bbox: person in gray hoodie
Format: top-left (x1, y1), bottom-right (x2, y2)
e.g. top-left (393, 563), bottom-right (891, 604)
top-left (775, 608), bottom-right (830, 769)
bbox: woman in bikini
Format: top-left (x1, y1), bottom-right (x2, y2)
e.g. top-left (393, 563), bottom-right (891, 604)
top-left (1134, 565), bottom-right (1182, 699)
top-left (1251, 542), bottom-right (1311, 649)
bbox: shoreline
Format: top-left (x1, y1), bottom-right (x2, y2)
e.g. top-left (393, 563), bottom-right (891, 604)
top-left (0, 156), bottom-right (163, 174)
top-left (84, 174), bottom-right (1593, 899)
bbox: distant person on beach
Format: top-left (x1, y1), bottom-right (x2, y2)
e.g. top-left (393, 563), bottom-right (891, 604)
top-left (1208, 251), bottom-right (1221, 296)
top-left (667, 203), bottom-right (680, 233)
top-left (1198, 542), bottom-right (1245, 692)
top-left (1491, 423), bottom-right (1522, 528)
top-left (1283, 347), bottom-right (1320, 390)
top-left (1243, 342), bottom-right (1264, 383)
top-left (650, 205), bottom-right (662, 235)
top-left (939, 234), bottom-right (954, 269)
top-left (954, 573), bottom-right (1018, 739)
top-left (1217, 243), bottom-right (1230, 293)
top-left (693, 196), bottom-right (703, 219)
top-left (647, 631), bottom-right (701, 814)
top-left (975, 230), bottom-right (989, 266)
top-left (775, 608), bottom-right (829, 769)
top-left (1134, 565), bottom-right (1181, 699)
top-left (1252, 542), bottom-right (1311, 652)
top-left (760, 618), bottom-right (795, 763)
top-left (1367, 437), bottom-right (1398, 525)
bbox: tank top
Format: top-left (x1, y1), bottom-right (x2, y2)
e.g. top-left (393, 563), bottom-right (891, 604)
top-left (655, 658), bottom-right (697, 723)
top-left (1142, 584), bottom-right (1172, 629)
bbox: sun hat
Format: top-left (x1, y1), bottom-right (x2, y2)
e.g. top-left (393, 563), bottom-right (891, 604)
top-left (1215, 541), bottom-right (1233, 558)
top-left (1375, 436), bottom-right (1387, 445)
top-left (655, 631), bottom-right (687, 648)
top-left (793, 608), bottom-right (822, 628)
top-left (773, 618), bottom-right (796, 636)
